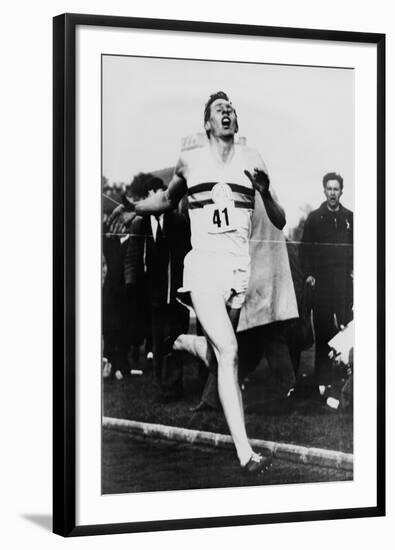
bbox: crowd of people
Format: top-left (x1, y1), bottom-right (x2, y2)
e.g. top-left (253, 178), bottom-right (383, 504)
top-left (102, 91), bottom-right (354, 475)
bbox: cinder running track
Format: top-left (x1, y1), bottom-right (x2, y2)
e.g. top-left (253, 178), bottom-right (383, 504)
top-left (102, 430), bottom-right (352, 494)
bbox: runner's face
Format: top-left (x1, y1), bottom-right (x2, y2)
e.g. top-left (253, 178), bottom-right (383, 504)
top-left (206, 99), bottom-right (238, 138)
top-left (324, 180), bottom-right (342, 209)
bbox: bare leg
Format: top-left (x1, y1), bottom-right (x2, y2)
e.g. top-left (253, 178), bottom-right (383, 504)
top-left (173, 334), bottom-right (215, 368)
top-left (190, 291), bottom-right (253, 466)
top-left (227, 308), bottom-right (246, 423)
top-left (173, 307), bottom-right (240, 370)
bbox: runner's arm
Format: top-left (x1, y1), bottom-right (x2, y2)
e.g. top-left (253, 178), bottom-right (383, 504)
top-left (244, 156), bottom-right (286, 230)
top-left (259, 183), bottom-right (286, 230)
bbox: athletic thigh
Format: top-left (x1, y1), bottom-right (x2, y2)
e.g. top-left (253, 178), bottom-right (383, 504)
top-left (190, 291), bottom-right (238, 357)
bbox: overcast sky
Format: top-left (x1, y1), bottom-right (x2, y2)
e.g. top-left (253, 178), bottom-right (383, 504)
top-left (102, 55), bottom-right (354, 229)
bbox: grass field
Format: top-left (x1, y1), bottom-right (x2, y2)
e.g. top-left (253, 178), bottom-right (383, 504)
top-left (103, 349), bottom-right (353, 453)
top-left (102, 346), bottom-right (353, 493)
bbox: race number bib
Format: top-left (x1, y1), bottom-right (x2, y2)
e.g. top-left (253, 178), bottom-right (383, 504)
top-left (204, 200), bottom-right (237, 234)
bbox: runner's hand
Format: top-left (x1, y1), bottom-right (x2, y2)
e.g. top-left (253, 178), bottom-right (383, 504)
top-left (244, 168), bottom-right (270, 195)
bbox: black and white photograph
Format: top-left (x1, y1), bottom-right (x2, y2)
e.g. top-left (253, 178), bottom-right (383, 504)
top-left (51, 13), bottom-right (384, 536)
top-left (101, 54), bottom-right (355, 494)
top-left (1, 1), bottom-right (391, 547)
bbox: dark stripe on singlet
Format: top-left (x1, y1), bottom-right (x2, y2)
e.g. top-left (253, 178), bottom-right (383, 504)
top-left (187, 182), bottom-right (217, 195)
top-left (189, 200), bottom-right (254, 210)
top-left (188, 182), bottom-right (255, 197)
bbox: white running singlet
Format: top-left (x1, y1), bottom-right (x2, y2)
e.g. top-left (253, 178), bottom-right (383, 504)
top-left (183, 145), bottom-right (255, 258)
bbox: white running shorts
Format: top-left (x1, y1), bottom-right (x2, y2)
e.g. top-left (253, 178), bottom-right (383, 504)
top-left (179, 249), bottom-right (250, 310)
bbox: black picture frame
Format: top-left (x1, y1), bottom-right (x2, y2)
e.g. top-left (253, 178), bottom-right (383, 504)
top-left (53, 12), bottom-right (386, 537)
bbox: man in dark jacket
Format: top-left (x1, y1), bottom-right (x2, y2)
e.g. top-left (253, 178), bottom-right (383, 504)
top-left (102, 177), bottom-right (149, 380)
top-left (124, 177), bottom-right (191, 401)
top-left (300, 172), bottom-right (353, 396)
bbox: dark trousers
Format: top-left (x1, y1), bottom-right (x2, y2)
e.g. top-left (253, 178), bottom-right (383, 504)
top-left (103, 328), bottom-right (129, 375)
top-left (150, 301), bottom-right (189, 397)
top-left (264, 323), bottom-right (296, 390)
top-left (313, 270), bottom-right (353, 385)
top-left (313, 304), bottom-right (338, 385)
top-left (103, 288), bottom-right (134, 376)
top-left (239, 322), bottom-right (296, 392)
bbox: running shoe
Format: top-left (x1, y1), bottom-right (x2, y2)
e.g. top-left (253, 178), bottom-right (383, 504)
top-left (242, 453), bottom-right (273, 475)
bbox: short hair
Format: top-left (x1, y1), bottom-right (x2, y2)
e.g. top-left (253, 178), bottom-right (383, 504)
top-left (203, 91), bottom-right (238, 138)
top-left (323, 172), bottom-right (344, 190)
top-left (148, 176), bottom-right (166, 193)
top-left (126, 173), bottom-right (165, 200)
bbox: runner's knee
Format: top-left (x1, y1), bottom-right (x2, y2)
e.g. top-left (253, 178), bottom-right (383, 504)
top-left (214, 339), bottom-right (238, 364)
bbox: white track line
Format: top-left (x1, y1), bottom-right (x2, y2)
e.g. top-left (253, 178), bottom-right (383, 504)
top-left (103, 416), bottom-right (353, 471)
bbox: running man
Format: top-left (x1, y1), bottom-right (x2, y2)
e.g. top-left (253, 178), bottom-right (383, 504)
top-left (113, 91), bottom-right (286, 474)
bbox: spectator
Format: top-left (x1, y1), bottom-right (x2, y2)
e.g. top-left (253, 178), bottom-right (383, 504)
top-left (102, 176), bottom-right (149, 379)
top-left (300, 172), bottom-right (353, 398)
top-left (102, 227), bottom-right (134, 379)
top-left (328, 320), bottom-right (354, 410)
top-left (124, 176), bottom-right (191, 401)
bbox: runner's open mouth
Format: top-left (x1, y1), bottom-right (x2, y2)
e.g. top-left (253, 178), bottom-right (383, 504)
top-left (222, 116), bottom-right (231, 128)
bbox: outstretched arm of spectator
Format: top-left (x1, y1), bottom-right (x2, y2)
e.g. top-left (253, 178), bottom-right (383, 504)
top-left (135, 171), bottom-right (187, 214)
top-left (107, 208), bottom-right (137, 235)
top-left (107, 156), bottom-right (188, 227)
top-left (130, 157), bottom-right (188, 214)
